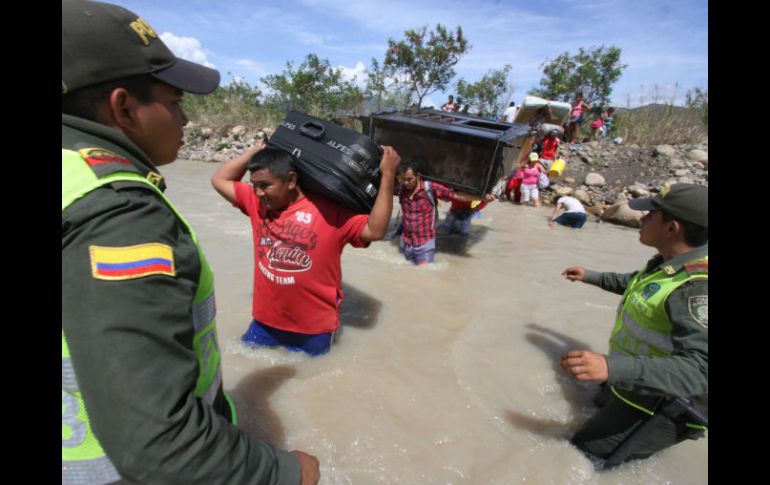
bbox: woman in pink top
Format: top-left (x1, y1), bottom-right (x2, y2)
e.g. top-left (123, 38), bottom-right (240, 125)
top-left (590, 109), bottom-right (608, 141)
top-left (566, 92), bottom-right (591, 144)
top-left (518, 152), bottom-right (546, 207)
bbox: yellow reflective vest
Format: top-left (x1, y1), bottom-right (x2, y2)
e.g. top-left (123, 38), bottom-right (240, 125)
top-left (609, 256), bottom-right (708, 427)
top-left (62, 148), bottom-right (233, 484)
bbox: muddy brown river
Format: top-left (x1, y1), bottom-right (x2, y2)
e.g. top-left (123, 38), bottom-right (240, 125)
top-left (162, 159), bottom-right (707, 485)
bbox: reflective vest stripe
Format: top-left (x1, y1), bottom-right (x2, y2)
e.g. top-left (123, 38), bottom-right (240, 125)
top-left (62, 456), bottom-right (122, 485)
top-left (620, 310), bottom-right (675, 353)
top-left (203, 367), bottom-right (223, 405)
top-left (192, 293), bottom-right (216, 333)
top-left (62, 357), bottom-right (78, 391)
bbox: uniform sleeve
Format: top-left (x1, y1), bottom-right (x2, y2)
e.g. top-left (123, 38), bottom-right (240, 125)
top-left (62, 186), bottom-right (300, 485)
top-left (583, 270), bottom-right (636, 295)
top-left (607, 279), bottom-right (708, 397)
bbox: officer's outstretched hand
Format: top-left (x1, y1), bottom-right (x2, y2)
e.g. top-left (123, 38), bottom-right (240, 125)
top-left (562, 266), bottom-right (586, 282)
top-left (561, 350), bottom-right (609, 382)
top-left (292, 450), bottom-right (320, 485)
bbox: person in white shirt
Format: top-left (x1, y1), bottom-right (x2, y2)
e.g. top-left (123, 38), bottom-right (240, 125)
top-left (502, 101), bottom-right (519, 122)
top-left (549, 196), bottom-right (588, 228)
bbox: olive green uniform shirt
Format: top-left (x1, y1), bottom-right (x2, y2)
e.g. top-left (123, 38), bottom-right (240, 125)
top-left (62, 114), bottom-right (301, 484)
top-left (583, 245), bottom-right (708, 412)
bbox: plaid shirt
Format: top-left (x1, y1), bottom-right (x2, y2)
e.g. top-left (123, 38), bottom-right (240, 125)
top-left (397, 180), bottom-right (455, 245)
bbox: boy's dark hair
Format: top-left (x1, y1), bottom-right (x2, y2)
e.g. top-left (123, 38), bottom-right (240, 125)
top-left (661, 211), bottom-right (708, 247)
top-left (61, 75), bottom-right (157, 121)
top-left (247, 146), bottom-right (296, 181)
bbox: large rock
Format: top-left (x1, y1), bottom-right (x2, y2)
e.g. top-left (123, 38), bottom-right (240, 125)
top-left (200, 127), bottom-right (214, 139)
top-left (555, 186), bottom-right (573, 196)
top-left (602, 203), bottom-right (643, 228)
top-left (667, 158), bottom-right (686, 169)
top-left (628, 184), bottom-right (650, 197)
top-left (585, 202), bottom-right (604, 218)
top-left (573, 189), bottom-right (591, 204)
top-left (686, 149), bottom-right (708, 163)
top-left (584, 173), bottom-right (606, 187)
top-left (686, 149), bottom-right (708, 169)
top-left (654, 145), bottom-right (677, 158)
top-left (229, 125), bottom-right (248, 139)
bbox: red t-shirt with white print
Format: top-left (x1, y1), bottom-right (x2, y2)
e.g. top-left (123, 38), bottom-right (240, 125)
top-left (233, 181), bottom-right (370, 334)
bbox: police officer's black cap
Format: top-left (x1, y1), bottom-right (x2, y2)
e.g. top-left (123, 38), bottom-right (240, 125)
top-left (628, 183), bottom-right (708, 228)
top-left (62, 0), bottom-right (220, 95)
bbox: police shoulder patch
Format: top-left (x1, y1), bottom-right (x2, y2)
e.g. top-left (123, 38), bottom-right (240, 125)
top-left (688, 295), bottom-right (708, 328)
top-left (89, 243), bottom-right (176, 281)
top-left (78, 148), bottom-right (132, 168)
top-left (684, 258), bottom-right (708, 275)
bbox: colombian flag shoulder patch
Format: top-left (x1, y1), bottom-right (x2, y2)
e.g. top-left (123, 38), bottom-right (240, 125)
top-left (78, 148), bottom-right (133, 168)
top-left (89, 243), bottom-right (176, 281)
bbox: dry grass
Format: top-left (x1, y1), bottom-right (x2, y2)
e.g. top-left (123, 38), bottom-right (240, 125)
top-left (183, 83), bottom-right (708, 147)
top-left (573, 85), bottom-right (708, 146)
top-left (612, 106), bottom-right (707, 145)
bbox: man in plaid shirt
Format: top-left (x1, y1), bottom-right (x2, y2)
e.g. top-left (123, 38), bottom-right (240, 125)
top-left (396, 160), bottom-right (493, 265)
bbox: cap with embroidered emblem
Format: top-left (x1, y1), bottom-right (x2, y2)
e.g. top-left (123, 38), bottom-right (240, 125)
top-left (628, 183), bottom-right (708, 228)
top-left (62, 0), bottom-right (220, 95)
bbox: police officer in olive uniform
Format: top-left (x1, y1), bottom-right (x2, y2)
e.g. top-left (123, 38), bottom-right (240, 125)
top-left (560, 183), bottom-right (708, 468)
top-left (62, 1), bottom-right (320, 484)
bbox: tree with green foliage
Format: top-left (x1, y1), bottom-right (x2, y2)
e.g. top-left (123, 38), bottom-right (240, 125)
top-left (365, 58), bottom-right (411, 112)
top-left (530, 45), bottom-right (626, 107)
top-left (261, 53), bottom-right (365, 119)
top-left (384, 24), bottom-right (470, 108)
top-left (181, 75), bottom-right (264, 126)
top-left (456, 65), bottom-right (513, 117)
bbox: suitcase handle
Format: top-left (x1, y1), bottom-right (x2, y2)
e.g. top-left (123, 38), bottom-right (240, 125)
top-left (299, 121), bottom-right (326, 140)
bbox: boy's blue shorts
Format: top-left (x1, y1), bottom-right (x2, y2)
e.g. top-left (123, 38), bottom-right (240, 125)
top-left (241, 319), bottom-right (333, 356)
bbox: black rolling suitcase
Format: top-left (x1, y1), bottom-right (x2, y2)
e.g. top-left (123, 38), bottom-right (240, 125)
top-left (267, 111), bottom-right (383, 214)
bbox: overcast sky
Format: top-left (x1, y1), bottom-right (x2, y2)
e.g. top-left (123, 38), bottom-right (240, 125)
top-left (115, 0), bottom-right (707, 109)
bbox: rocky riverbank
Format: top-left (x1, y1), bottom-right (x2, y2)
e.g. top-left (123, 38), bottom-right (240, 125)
top-left (179, 122), bottom-right (708, 228)
top-left (542, 139), bottom-right (708, 227)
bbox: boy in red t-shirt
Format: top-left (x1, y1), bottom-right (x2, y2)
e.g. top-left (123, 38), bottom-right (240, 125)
top-left (212, 142), bottom-right (401, 355)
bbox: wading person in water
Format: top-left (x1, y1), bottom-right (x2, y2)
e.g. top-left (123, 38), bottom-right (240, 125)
top-left (212, 143), bottom-right (401, 356)
top-left (62, 1), bottom-right (320, 483)
top-left (560, 184), bottom-right (708, 469)
top-left (395, 159), bottom-right (491, 264)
